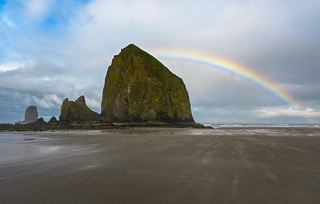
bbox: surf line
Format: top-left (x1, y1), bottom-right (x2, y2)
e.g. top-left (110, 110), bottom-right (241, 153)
top-left (154, 51), bottom-right (311, 123)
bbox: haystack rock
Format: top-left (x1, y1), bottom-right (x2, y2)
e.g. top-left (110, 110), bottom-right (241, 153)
top-left (23, 106), bottom-right (38, 123)
top-left (101, 44), bottom-right (194, 123)
top-left (59, 96), bottom-right (99, 121)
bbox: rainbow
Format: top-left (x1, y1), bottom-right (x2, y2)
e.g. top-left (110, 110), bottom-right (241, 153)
top-left (152, 49), bottom-right (311, 122)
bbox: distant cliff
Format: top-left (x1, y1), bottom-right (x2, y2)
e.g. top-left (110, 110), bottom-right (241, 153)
top-left (59, 96), bottom-right (99, 122)
top-left (101, 44), bottom-right (194, 123)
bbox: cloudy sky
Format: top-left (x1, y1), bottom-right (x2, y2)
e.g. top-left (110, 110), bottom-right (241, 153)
top-left (0, 0), bottom-right (319, 123)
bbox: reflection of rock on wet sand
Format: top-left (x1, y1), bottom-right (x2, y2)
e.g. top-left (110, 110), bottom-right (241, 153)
top-left (0, 128), bottom-right (320, 203)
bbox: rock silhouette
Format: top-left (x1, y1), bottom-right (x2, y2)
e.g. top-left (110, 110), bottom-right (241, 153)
top-left (48, 116), bottom-right (58, 123)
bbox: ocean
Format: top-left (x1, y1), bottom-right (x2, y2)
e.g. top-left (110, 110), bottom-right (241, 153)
top-left (204, 123), bottom-right (320, 128)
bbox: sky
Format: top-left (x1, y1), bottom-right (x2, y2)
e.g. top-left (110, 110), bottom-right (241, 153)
top-left (0, 0), bottom-right (320, 124)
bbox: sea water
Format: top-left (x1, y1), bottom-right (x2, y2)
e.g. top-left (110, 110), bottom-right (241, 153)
top-left (204, 123), bottom-right (320, 128)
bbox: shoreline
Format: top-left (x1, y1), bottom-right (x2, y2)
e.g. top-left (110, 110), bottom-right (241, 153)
top-left (0, 121), bottom-right (209, 132)
top-left (1, 121), bottom-right (319, 132)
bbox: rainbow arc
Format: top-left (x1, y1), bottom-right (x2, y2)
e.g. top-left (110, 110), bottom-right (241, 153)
top-left (153, 50), bottom-right (311, 122)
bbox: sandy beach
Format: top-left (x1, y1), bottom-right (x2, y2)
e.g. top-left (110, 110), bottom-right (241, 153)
top-left (0, 127), bottom-right (319, 203)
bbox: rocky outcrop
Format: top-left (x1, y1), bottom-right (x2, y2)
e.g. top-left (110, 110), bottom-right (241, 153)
top-left (59, 96), bottom-right (99, 122)
top-left (48, 116), bottom-right (58, 123)
top-left (101, 44), bottom-right (194, 123)
top-left (23, 106), bottom-right (38, 123)
top-left (35, 117), bottom-right (46, 124)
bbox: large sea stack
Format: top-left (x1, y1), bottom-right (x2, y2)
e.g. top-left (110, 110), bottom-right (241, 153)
top-left (59, 96), bottom-right (99, 122)
top-left (101, 44), bottom-right (194, 123)
top-left (23, 106), bottom-right (38, 123)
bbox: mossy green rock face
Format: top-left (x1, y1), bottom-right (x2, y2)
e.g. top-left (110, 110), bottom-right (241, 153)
top-left (59, 96), bottom-right (99, 122)
top-left (101, 44), bottom-right (194, 122)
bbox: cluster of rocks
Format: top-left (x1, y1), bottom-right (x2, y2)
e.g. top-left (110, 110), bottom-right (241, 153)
top-left (20, 105), bottom-right (58, 125)
top-left (60, 44), bottom-right (194, 124)
top-left (15, 44), bottom-right (207, 129)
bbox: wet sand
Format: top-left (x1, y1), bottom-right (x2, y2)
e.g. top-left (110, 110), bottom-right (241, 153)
top-left (0, 128), bottom-right (319, 203)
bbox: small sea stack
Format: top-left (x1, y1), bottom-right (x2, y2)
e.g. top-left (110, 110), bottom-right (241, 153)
top-left (48, 116), bottom-right (58, 124)
top-left (23, 106), bottom-right (38, 124)
top-left (59, 96), bottom-right (99, 122)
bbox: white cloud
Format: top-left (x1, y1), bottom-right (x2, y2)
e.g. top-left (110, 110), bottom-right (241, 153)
top-left (39, 76), bottom-right (52, 82)
top-left (253, 106), bottom-right (320, 118)
top-left (0, 62), bottom-right (24, 72)
top-left (32, 94), bottom-right (62, 109)
top-left (303, 108), bottom-right (320, 118)
top-left (86, 97), bottom-right (100, 109)
top-left (24, 0), bottom-right (55, 20)
top-left (0, 16), bottom-right (15, 28)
